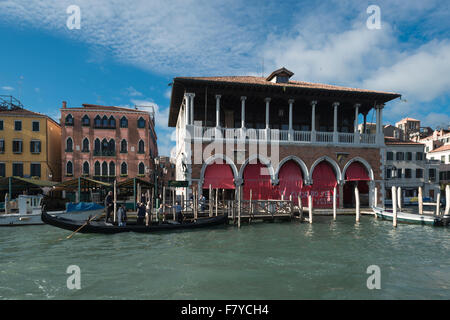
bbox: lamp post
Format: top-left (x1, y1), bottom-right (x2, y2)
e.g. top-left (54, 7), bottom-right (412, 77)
top-left (153, 157), bottom-right (160, 209)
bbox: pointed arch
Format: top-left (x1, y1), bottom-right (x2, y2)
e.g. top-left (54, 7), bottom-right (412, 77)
top-left (109, 161), bottom-right (115, 176)
top-left (94, 161), bottom-right (101, 176)
top-left (120, 116), bottom-right (128, 128)
top-left (120, 139), bottom-right (127, 153)
top-left (275, 155), bottom-right (309, 182)
top-left (82, 137), bottom-right (89, 152)
top-left (65, 137), bottom-right (73, 152)
top-left (138, 162), bottom-right (145, 175)
top-left (138, 139), bottom-right (145, 154)
top-left (83, 161), bottom-right (90, 175)
top-left (200, 154), bottom-right (239, 184)
top-left (66, 161), bottom-right (73, 175)
top-left (82, 114), bottom-right (90, 126)
top-left (65, 114), bottom-right (74, 126)
top-left (342, 157), bottom-right (374, 181)
top-left (309, 156), bottom-right (342, 183)
top-left (121, 162), bottom-right (128, 175)
top-left (238, 154), bottom-right (275, 183)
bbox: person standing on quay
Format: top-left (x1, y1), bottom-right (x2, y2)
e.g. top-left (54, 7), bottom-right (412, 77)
top-left (104, 191), bottom-right (114, 223)
top-left (137, 203), bottom-right (146, 225)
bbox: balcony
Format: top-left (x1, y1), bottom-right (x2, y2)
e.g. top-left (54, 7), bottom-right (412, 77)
top-left (186, 125), bottom-right (380, 146)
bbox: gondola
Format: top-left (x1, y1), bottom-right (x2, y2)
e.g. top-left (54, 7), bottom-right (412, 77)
top-left (41, 210), bottom-right (228, 234)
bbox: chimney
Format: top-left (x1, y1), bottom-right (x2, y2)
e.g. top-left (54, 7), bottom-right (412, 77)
top-left (62, 101), bottom-right (67, 109)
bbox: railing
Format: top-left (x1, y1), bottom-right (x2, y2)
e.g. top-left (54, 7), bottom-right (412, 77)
top-left (316, 132), bottom-right (333, 143)
top-left (187, 125), bottom-right (378, 145)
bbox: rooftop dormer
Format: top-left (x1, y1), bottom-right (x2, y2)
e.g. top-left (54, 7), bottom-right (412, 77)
top-left (266, 67), bottom-right (294, 84)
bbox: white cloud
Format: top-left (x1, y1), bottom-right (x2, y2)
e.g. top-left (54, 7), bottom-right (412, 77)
top-left (1, 86), bottom-right (14, 91)
top-left (125, 86), bottom-right (143, 97)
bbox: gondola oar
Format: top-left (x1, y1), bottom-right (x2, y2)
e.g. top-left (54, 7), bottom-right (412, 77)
top-left (66, 213), bottom-right (105, 239)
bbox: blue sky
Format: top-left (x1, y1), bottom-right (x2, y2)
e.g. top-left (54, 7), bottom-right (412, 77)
top-left (0, 0), bottom-right (449, 156)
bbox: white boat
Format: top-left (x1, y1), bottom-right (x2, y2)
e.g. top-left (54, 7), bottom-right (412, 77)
top-left (0, 195), bottom-right (104, 226)
top-left (372, 206), bottom-right (450, 226)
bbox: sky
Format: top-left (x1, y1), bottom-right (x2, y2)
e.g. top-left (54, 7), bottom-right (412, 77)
top-left (0, 0), bottom-right (449, 157)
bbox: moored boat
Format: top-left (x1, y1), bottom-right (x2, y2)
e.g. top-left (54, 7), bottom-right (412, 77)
top-left (372, 206), bottom-right (450, 226)
top-left (0, 195), bottom-right (104, 226)
top-left (41, 210), bottom-right (228, 234)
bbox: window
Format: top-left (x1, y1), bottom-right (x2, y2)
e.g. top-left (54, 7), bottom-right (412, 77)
top-left (387, 152), bottom-right (394, 160)
top-left (0, 120), bottom-right (3, 130)
top-left (109, 162), bottom-right (115, 176)
top-left (94, 115), bottom-right (101, 127)
top-left (416, 152), bottom-right (423, 161)
top-left (94, 161), bottom-right (101, 176)
top-left (405, 169), bottom-right (412, 178)
top-left (397, 169), bottom-right (402, 178)
top-left (66, 161), bottom-right (73, 175)
top-left (109, 116), bottom-right (116, 128)
top-left (94, 138), bottom-right (101, 152)
top-left (396, 152), bottom-right (404, 161)
top-left (121, 162), bottom-right (127, 175)
top-left (30, 140), bottom-right (41, 153)
top-left (14, 120), bottom-right (22, 131)
top-left (120, 139), bottom-right (127, 153)
top-left (429, 169), bottom-right (436, 181)
top-left (109, 139), bottom-right (115, 153)
top-left (13, 140), bottom-right (22, 153)
top-left (82, 138), bottom-right (90, 152)
top-left (0, 140), bottom-right (4, 153)
top-left (137, 117), bottom-right (146, 128)
top-left (138, 162), bottom-right (145, 175)
top-left (12, 163), bottom-right (23, 177)
top-left (441, 156), bottom-right (445, 163)
top-left (102, 116), bottom-right (108, 127)
top-left (32, 121), bottom-right (40, 132)
top-left (66, 137), bottom-right (73, 152)
top-left (83, 162), bottom-right (90, 175)
top-left (138, 140), bottom-right (145, 154)
top-left (416, 169), bottom-right (423, 178)
top-left (120, 116), bottom-right (128, 128)
top-left (406, 152), bottom-right (412, 161)
top-left (30, 163), bottom-right (41, 177)
top-left (0, 163), bottom-right (5, 177)
top-left (82, 115), bottom-right (90, 126)
top-left (386, 168), bottom-right (392, 179)
top-left (102, 161), bottom-right (108, 176)
top-left (65, 114), bottom-right (74, 126)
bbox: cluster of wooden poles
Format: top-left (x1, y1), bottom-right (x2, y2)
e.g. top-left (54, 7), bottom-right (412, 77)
top-left (390, 185), bottom-right (450, 227)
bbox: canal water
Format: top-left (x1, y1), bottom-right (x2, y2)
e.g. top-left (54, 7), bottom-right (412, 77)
top-left (0, 216), bottom-right (449, 300)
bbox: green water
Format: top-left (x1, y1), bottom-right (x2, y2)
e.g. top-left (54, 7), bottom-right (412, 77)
top-left (0, 216), bottom-right (449, 300)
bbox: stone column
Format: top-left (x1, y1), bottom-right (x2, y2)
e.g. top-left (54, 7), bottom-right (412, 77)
top-left (189, 93), bottom-right (195, 126)
top-left (184, 93), bottom-right (190, 125)
top-left (241, 96), bottom-right (246, 128)
top-left (311, 100), bottom-right (317, 142)
top-left (265, 98), bottom-right (271, 129)
top-left (288, 99), bottom-right (294, 141)
top-left (333, 102), bottom-right (339, 143)
top-left (354, 103), bottom-right (360, 144)
top-left (375, 104), bottom-right (384, 145)
top-left (215, 94), bottom-right (221, 128)
top-left (338, 181), bottom-right (344, 209)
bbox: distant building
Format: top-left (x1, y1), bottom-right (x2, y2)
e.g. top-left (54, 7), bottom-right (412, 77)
top-left (60, 102), bottom-right (158, 183)
top-left (358, 122), bottom-right (377, 134)
top-left (383, 137), bottom-right (440, 201)
top-left (427, 144), bottom-right (450, 194)
top-left (383, 124), bottom-right (402, 139)
top-left (395, 117), bottom-right (420, 141)
top-left (0, 96), bottom-right (61, 182)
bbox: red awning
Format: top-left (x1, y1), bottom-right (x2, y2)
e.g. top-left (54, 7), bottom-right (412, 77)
top-left (277, 160), bottom-right (303, 201)
top-left (243, 161), bottom-right (273, 200)
top-left (203, 163), bottom-right (235, 189)
top-left (345, 162), bottom-right (370, 181)
top-left (310, 161), bottom-right (338, 208)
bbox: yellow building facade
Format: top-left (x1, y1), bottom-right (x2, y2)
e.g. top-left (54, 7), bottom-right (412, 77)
top-left (0, 108), bottom-right (61, 182)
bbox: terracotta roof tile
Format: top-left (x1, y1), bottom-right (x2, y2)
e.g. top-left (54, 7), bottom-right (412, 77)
top-left (384, 137), bottom-right (423, 145)
top-left (429, 144), bottom-right (450, 153)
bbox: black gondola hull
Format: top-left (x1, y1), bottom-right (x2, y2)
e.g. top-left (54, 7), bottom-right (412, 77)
top-left (41, 211), bottom-right (228, 234)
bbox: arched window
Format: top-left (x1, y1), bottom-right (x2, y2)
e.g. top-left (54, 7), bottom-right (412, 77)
top-left (102, 161), bottom-right (108, 176)
top-left (94, 115), bottom-right (101, 127)
top-left (94, 161), bottom-right (101, 176)
top-left (109, 139), bottom-right (115, 153)
top-left (109, 116), bottom-right (116, 128)
top-left (101, 138), bottom-right (109, 153)
top-left (138, 162), bottom-right (145, 175)
top-left (66, 161), bottom-right (73, 175)
top-left (94, 138), bottom-right (100, 153)
top-left (66, 137), bottom-right (73, 152)
top-left (83, 161), bottom-right (90, 175)
top-left (137, 117), bottom-right (146, 128)
top-left (109, 162), bottom-right (115, 176)
top-left (120, 139), bottom-right (127, 153)
top-left (120, 116), bottom-right (128, 128)
top-left (121, 162), bottom-right (128, 175)
top-left (102, 115), bottom-right (108, 127)
top-left (65, 114), bottom-right (74, 126)
top-left (82, 115), bottom-right (90, 126)
top-left (138, 140), bottom-right (145, 154)
top-left (82, 138), bottom-right (89, 152)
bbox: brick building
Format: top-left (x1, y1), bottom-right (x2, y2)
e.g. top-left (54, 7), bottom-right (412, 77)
top-left (169, 67), bottom-right (401, 208)
top-left (60, 102), bottom-right (158, 183)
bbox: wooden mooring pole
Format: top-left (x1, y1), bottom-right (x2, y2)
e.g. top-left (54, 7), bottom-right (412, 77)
top-left (436, 192), bottom-right (441, 216)
top-left (355, 185), bottom-right (360, 222)
top-left (392, 186), bottom-right (397, 228)
top-left (194, 188), bottom-right (198, 221)
top-left (238, 185), bottom-right (242, 228)
top-left (333, 187), bottom-right (337, 221)
top-left (397, 187), bottom-right (402, 211)
top-left (418, 186), bottom-right (423, 215)
top-left (298, 194), bottom-right (303, 222)
top-left (215, 188), bottom-right (218, 217)
top-left (249, 189), bottom-right (253, 224)
top-left (209, 185), bottom-right (213, 217)
top-left (374, 186), bottom-right (378, 208)
top-left (308, 193), bottom-right (313, 224)
top-left (113, 180), bottom-right (117, 223)
top-left (445, 185), bottom-right (450, 216)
